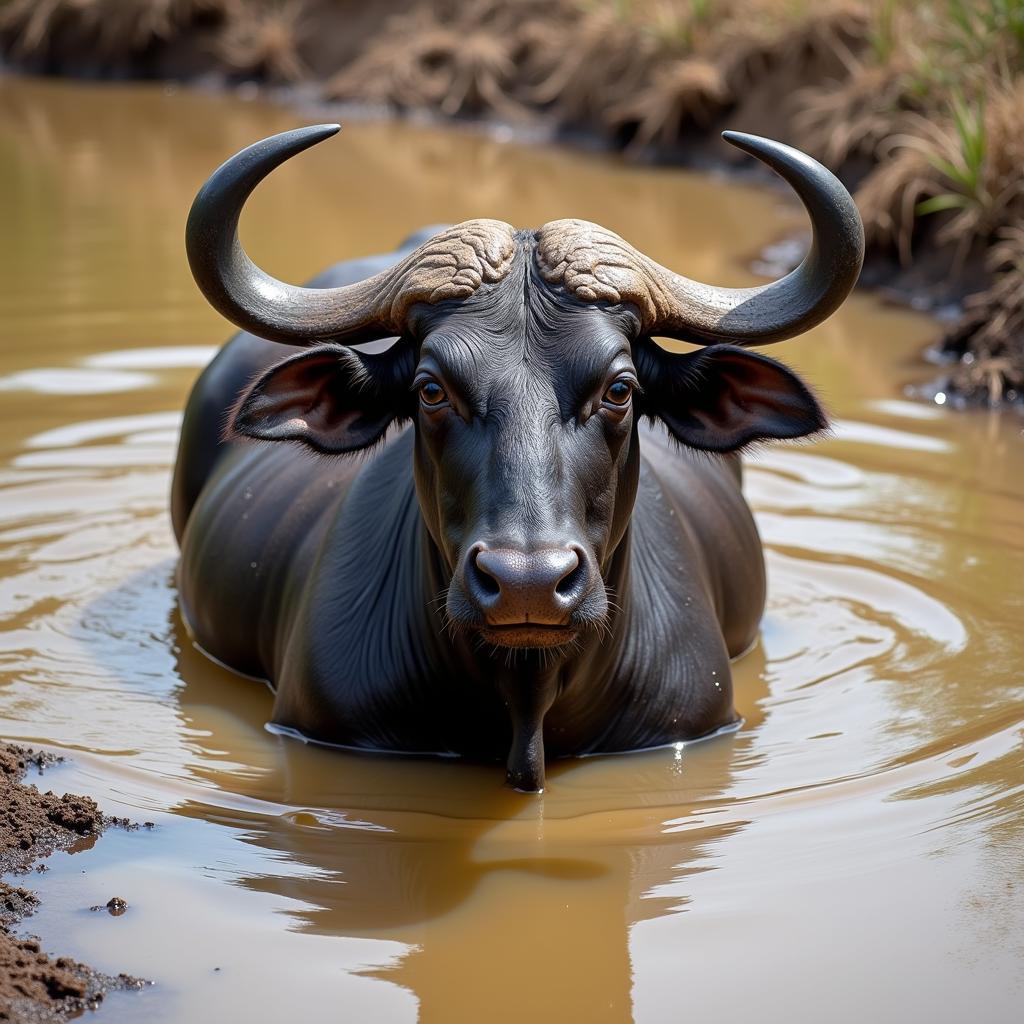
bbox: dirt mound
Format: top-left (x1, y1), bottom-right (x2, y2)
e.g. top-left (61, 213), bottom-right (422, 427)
top-left (0, 742), bottom-right (145, 1023)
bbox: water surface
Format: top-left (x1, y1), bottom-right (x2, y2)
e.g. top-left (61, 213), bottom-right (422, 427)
top-left (0, 78), bottom-right (1022, 1023)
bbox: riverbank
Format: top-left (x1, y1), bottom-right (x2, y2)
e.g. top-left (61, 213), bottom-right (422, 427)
top-left (1, 0), bottom-right (1021, 408)
top-left (0, 743), bottom-right (144, 1022)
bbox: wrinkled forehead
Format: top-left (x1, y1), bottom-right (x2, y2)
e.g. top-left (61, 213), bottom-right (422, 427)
top-left (409, 229), bottom-right (641, 380)
top-left (417, 287), bottom-right (636, 384)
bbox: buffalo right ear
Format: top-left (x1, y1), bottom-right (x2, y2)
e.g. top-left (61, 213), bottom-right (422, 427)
top-left (228, 341), bottom-right (414, 454)
top-left (635, 339), bottom-right (827, 452)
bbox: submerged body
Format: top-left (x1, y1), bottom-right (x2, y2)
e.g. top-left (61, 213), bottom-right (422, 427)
top-left (174, 235), bottom-right (761, 766)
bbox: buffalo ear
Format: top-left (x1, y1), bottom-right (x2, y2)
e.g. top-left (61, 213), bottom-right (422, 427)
top-left (636, 340), bottom-right (827, 452)
top-left (228, 341), bottom-right (413, 454)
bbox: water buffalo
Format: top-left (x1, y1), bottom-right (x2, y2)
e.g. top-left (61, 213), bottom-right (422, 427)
top-left (173, 125), bottom-right (863, 791)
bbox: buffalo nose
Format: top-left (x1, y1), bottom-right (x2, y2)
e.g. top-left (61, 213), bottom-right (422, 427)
top-left (467, 546), bottom-right (586, 625)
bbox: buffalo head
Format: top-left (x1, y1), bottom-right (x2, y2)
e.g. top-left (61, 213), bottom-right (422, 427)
top-left (186, 125), bottom-right (863, 652)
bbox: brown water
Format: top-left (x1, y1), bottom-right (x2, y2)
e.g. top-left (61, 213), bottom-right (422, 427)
top-left (1, 77), bottom-right (1022, 1023)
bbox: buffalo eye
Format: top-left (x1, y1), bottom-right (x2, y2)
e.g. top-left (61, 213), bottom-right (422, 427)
top-left (418, 379), bottom-right (448, 408)
top-left (602, 378), bottom-right (634, 408)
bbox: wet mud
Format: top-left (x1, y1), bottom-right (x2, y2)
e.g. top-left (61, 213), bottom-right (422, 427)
top-left (0, 743), bottom-right (144, 1023)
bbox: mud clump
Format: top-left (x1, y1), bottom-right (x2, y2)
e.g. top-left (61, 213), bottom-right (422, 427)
top-left (89, 897), bottom-right (128, 917)
top-left (0, 742), bottom-right (146, 1022)
top-left (0, 745), bottom-right (102, 870)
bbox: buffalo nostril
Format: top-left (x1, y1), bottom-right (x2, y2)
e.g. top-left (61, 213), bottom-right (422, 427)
top-left (554, 549), bottom-right (582, 598)
top-left (472, 557), bottom-right (501, 597)
top-left (469, 546), bottom-right (501, 599)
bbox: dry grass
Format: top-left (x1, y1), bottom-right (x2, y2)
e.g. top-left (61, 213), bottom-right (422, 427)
top-left (607, 58), bottom-right (730, 148)
top-left (794, 60), bottom-right (913, 166)
top-left (0, 0), bottom-right (229, 58)
top-left (218, 0), bottom-right (308, 83)
top-left (855, 146), bottom-right (937, 265)
top-left (324, 7), bottom-right (450, 109)
top-left (525, 6), bottom-right (656, 125)
top-left (324, 0), bottom-right (874, 138)
top-left (770, 2), bottom-right (867, 71)
top-left (325, 1), bottom-right (545, 118)
top-left (854, 81), bottom-right (1024, 268)
top-left (2, 0), bottom-right (1023, 402)
top-left (943, 224), bottom-right (1024, 404)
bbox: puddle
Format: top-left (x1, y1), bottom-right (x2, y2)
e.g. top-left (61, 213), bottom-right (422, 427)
top-left (1, 77), bottom-right (1022, 1022)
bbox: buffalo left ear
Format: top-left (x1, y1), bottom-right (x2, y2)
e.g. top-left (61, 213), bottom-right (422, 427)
top-left (635, 340), bottom-right (827, 452)
top-left (228, 341), bottom-right (414, 453)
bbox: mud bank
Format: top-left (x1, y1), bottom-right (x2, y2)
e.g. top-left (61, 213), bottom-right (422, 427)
top-left (1, 0), bottom-right (1022, 409)
top-left (0, 743), bottom-right (144, 1023)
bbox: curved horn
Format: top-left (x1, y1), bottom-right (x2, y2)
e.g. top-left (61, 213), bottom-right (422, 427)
top-left (535, 133), bottom-right (864, 347)
top-left (658, 132), bottom-right (864, 345)
top-left (186, 125), bottom-right (517, 345)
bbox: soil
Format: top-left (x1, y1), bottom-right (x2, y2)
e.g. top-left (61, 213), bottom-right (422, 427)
top-left (0, 742), bottom-right (146, 1023)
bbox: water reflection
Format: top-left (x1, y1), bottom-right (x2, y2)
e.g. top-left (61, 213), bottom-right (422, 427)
top-left (169, 599), bottom-right (758, 1022)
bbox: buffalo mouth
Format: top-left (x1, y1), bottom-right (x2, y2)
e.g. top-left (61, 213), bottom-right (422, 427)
top-left (476, 623), bottom-right (580, 649)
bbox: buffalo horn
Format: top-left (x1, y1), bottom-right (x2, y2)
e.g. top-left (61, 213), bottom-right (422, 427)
top-left (185, 124), bottom-right (517, 345)
top-left (650, 132), bottom-right (865, 345)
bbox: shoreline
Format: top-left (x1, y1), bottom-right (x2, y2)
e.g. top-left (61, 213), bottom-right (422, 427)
top-left (1, 0), bottom-right (1021, 410)
top-left (0, 742), bottom-right (145, 1022)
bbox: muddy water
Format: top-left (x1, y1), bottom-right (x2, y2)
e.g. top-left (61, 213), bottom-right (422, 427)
top-left (1, 77), bottom-right (1022, 1023)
